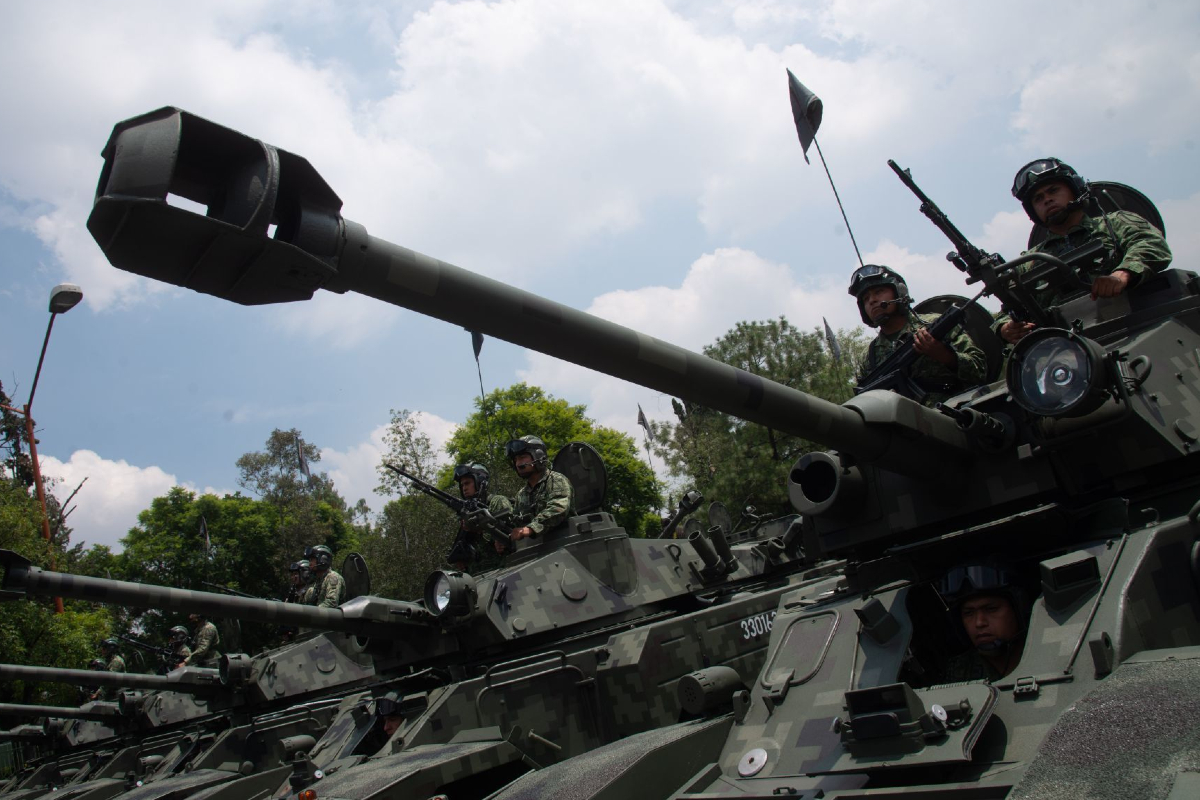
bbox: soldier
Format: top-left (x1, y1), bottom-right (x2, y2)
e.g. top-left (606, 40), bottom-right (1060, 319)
top-left (935, 561), bottom-right (1029, 683)
top-left (998, 157), bottom-right (1173, 344)
top-left (448, 462), bottom-right (513, 573)
top-left (99, 639), bottom-right (126, 674)
top-left (850, 265), bottom-right (987, 407)
top-left (306, 544), bottom-right (346, 609)
top-left (499, 436), bottom-right (576, 550)
top-left (181, 613), bottom-right (221, 668)
top-left (168, 625), bottom-right (192, 666)
top-left (84, 658), bottom-right (108, 702)
top-left (286, 560), bottom-right (311, 603)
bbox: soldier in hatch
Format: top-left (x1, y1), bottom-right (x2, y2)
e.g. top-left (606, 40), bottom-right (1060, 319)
top-left (850, 265), bottom-right (987, 406)
top-left (181, 613), bottom-right (221, 668)
top-left (936, 561), bottom-right (1030, 683)
top-left (447, 462), bottom-right (512, 573)
top-left (168, 625), bottom-right (192, 665)
top-left (997, 157), bottom-right (1172, 345)
top-left (305, 544), bottom-right (346, 608)
top-left (495, 436), bottom-right (576, 551)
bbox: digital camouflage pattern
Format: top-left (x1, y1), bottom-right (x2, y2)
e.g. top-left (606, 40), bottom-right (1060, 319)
top-left (451, 493), bottom-right (513, 572)
top-left (312, 568), bottom-right (347, 608)
top-left (513, 469), bottom-right (575, 535)
top-left (182, 621), bottom-right (220, 666)
top-left (857, 311), bottom-right (988, 406)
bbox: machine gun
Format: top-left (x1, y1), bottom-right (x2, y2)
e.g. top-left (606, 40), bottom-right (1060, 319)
top-left (854, 287), bottom-right (988, 402)
top-left (201, 581), bottom-right (259, 599)
top-left (113, 634), bottom-right (176, 672)
top-left (888, 159), bottom-right (1056, 328)
top-left (383, 462), bottom-right (513, 548)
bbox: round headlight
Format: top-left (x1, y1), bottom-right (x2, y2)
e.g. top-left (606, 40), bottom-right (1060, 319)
top-left (423, 571), bottom-right (477, 618)
top-left (1007, 328), bottom-right (1109, 417)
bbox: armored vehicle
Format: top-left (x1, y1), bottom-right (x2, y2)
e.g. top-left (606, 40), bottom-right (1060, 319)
top-left (71, 106), bottom-right (1200, 799)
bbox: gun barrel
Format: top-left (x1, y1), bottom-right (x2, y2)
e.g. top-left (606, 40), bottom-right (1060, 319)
top-left (0, 550), bottom-right (408, 639)
top-left (83, 108), bottom-right (976, 475)
top-left (0, 663), bottom-right (220, 692)
top-left (0, 702), bottom-right (120, 722)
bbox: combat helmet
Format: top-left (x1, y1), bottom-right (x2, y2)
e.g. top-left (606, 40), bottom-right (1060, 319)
top-left (87, 658), bottom-right (106, 670)
top-left (453, 462), bottom-right (491, 498)
top-left (100, 638), bottom-right (119, 653)
top-left (290, 559), bottom-right (312, 581)
top-left (306, 544), bottom-right (334, 571)
top-left (938, 560), bottom-right (1029, 648)
top-left (1012, 157), bottom-right (1090, 223)
top-left (506, 435), bottom-right (549, 470)
top-left (848, 264), bottom-right (909, 327)
top-left (168, 625), bottom-right (189, 644)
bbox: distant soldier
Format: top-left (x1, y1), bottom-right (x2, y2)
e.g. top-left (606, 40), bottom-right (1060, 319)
top-left (998, 157), bottom-right (1173, 344)
top-left (181, 613), bottom-right (221, 668)
top-left (169, 625), bottom-right (192, 665)
top-left (286, 560), bottom-right (312, 603)
top-left (306, 545), bottom-right (346, 609)
top-left (448, 463), bottom-right (512, 573)
top-left (99, 639), bottom-right (126, 674)
top-left (85, 658), bottom-right (108, 702)
top-left (499, 436), bottom-right (575, 551)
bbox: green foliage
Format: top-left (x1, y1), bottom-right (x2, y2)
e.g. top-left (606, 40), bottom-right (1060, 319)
top-left (654, 318), bottom-right (869, 520)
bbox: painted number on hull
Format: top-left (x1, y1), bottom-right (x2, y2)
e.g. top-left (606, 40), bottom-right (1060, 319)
top-left (740, 610), bottom-right (777, 640)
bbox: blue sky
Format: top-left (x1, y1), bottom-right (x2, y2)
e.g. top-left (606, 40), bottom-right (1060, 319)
top-left (2, 0), bottom-right (1198, 549)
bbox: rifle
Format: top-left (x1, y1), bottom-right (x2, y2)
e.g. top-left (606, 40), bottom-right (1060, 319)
top-left (887, 159), bottom-right (1055, 328)
top-left (854, 288), bottom-right (988, 403)
top-left (115, 634), bottom-right (177, 673)
top-left (383, 463), bottom-right (513, 549)
top-left (202, 581), bottom-right (259, 599)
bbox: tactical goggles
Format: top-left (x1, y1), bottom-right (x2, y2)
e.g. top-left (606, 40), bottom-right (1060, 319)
top-left (375, 695), bottom-right (402, 718)
top-left (848, 264), bottom-right (891, 297)
top-left (505, 440), bottom-right (532, 459)
top-left (937, 564), bottom-right (1012, 598)
top-left (452, 465), bottom-right (475, 481)
top-left (1011, 159), bottom-right (1064, 199)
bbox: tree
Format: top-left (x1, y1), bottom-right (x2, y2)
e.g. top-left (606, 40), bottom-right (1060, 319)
top-left (653, 318), bottom-right (868, 520)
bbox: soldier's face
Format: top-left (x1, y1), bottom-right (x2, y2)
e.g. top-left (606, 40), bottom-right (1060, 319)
top-left (383, 715), bottom-right (403, 737)
top-left (459, 476), bottom-right (477, 498)
top-left (1031, 180), bottom-right (1076, 226)
top-left (514, 454), bottom-right (535, 476)
top-left (960, 594), bottom-right (1019, 650)
top-left (291, 573), bottom-right (301, 586)
top-left (863, 285), bottom-right (897, 324)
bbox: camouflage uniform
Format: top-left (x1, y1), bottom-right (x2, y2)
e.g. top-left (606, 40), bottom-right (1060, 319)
top-left (173, 643), bottom-right (192, 664)
top-left (451, 494), bottom-right (514, 573)
top-left (312, 569), bottom-right (347, 609)
top-left (183, 621), bottom-right (221, 667)
top-left (994, 211), bottom-right (1172, 332)
top-left (858, 312), bottom-right (988, 406)
top-left (513, 469), bottom-right (576, 536)
top-left (937, 649), bottom-right (1007, 684)
top-left (301, 584), bottom-right (317, 605)
top-left (106, 654), bottom-right (126, 673)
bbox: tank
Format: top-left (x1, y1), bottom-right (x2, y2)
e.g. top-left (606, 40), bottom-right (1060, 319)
top-left (71, 105), bottom-right (1200, 800)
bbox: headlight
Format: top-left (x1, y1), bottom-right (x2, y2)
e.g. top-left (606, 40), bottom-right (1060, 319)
top-left (1007, 328), bottom-right (1110, 417)
top-left (423, 571), bottom-right (477, 618)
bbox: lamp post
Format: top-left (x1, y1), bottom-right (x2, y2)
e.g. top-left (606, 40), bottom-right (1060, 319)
top-left (18, 284), bottom-right (82, 614)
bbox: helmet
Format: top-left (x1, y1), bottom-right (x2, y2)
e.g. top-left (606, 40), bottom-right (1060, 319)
top-left (937, 561), bottom-right (1028, 615)
top-left (88, 658), bottom-right (106, 670)
top-left (1011, 157), bottom-right (1089, 223)
top-left (290, 559), bottom-right (312, 580)
top-left (169, 626), bottom-right (189, 643)
top-left (848, 264), bottom-right (909, 327)
top-left (453, 463), bottom-right (490, 498)
top-left (375, 690), bottom-right (404, 718)
top-left (100, 638), bottom-right (119, 652)
top-left (305, 545), bottom-right (334, 570)
top-left (506, 436), bottom-right (549, 469)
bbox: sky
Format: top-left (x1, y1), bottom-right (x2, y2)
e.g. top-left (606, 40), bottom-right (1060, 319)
top-left (2, 0), bottom-right (1198, 551)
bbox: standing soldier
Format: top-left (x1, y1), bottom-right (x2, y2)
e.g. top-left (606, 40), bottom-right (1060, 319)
top-left (169, 625), bottom-right (192, 666)
top-left (181, 613), bottom-right (221, 668)
top-left (99, 639), bottom-right (126, 674)
top-left (286, 560), bottom-right (311, 603)
top-left (84, 658), bottom-right (108, 702)
top-left (501, 436), bottom-right (576, 550)
top-left (448, 463), bottom-right (512, 573)
top-left (305, 545), bottom-right (346, 609)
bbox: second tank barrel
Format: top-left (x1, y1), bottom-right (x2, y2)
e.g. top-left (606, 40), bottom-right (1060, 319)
top-left (0, 663), bottom-right (219, 692)
top-left (0, 702), bottom-right (120, 721)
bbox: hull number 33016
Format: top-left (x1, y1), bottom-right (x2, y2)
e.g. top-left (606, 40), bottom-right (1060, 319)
top-left (740, 610), bottom-right (777, 640)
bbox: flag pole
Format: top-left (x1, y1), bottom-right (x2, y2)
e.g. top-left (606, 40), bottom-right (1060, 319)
top-left (812, 137), bottom-right (863, 268)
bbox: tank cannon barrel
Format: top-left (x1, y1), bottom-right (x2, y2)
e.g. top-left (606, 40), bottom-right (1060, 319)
top-left (0, 663), bottom-right (220, 693)
top-left (84, 107), bottom-right (971, 475)
top-left (0, 550), bottom-right (422, 639)
top-left (0, 702), bottom-right (120, 722)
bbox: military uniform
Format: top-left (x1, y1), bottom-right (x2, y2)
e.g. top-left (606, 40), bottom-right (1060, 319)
top-left (450, 494), bottom-right (514, 573)
top-left (513, 469), bottom-right (576, 537)
top-left (858, 311), bottom-right (988, 407)
top-left (183, 621), bottom-right (221, 667)
top-left (311, 569), bottom-right (347, 609)
top-left (937, 649), bottom-right (1009, 684)
top-left (106, 654), bottom-right (126, 673)
top-left (173, 644), bottom-right (192, 664)
top-left (994, 211), bottom-right (1172, 332)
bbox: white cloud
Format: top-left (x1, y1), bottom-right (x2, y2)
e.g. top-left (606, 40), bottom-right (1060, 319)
top-left (320, 411), bottom-right (458, 508)
top-left (270, 292), bottom-right (405, 350)
top-left (39, 450), bottom-right (178, 550)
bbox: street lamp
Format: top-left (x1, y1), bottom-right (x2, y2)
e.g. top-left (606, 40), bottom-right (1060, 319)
top-left (10, 283), bottom-right (83, 614)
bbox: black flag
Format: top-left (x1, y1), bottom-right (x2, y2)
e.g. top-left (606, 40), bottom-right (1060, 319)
top-left (470, 330), bottom-right (484, 360)
top-left (823, 317), bottom-right (842, 363)
top-left (787, 69), bottom-right (823, 165)
top-left (637, 404), bottom-right (651, 436)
